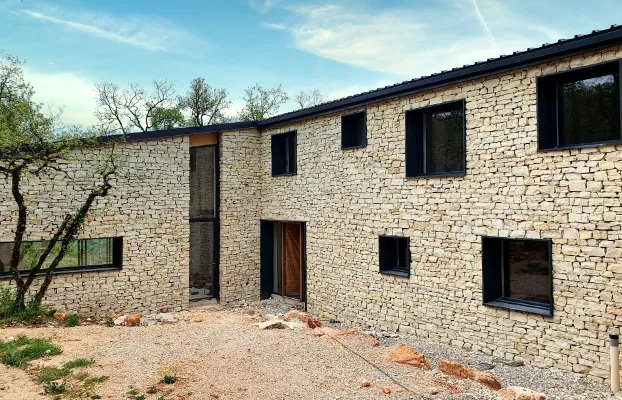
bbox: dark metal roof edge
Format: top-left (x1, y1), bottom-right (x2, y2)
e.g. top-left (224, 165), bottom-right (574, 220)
top-left (257, 25), bottom-right (622, 128)
top-left (102, 121), bottom-right (257, 143)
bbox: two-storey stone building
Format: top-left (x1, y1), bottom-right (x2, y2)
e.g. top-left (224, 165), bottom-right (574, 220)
top-left (3, 26), bottom-right (622, 381)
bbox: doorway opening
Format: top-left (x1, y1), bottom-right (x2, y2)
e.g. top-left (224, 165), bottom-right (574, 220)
top-left (260, 221), bottom-right (306, 302)
top-left (189, 133), bottom-right (219, 301)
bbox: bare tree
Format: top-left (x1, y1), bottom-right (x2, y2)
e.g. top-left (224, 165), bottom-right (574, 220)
top-left (95, 80), bottom-right (175, 134)
top-left (239, 84), bottom-right (289, 122)
top-left (0, 52), bottom-right (119, 311)
top-left (294, 88), bottom-right (324, 109)
top-left (178, 78), bottom-right (231, 126)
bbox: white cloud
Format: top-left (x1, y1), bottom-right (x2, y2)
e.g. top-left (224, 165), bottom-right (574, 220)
top-left (262, 0), bottom-right (564, 78)
top-left (23, 67), bottom-right (98, 126)
top-left (20, 7), bottom-right (202, 53)
top-left (250, 0), bottom-right (280, 13)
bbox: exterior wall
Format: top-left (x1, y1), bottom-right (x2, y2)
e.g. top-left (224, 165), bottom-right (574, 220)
top-left (256, 45), bottom-right (622, 381)
top-left (0, 137), bottom-right (190, 316)
top-left (219, 129), bottom-right (262, 303)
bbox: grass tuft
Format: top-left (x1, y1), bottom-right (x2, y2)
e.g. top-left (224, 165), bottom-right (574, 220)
top-left (63, 314), bottom-right (80, 327)
top-left (35, 366), bottom-right (71, 383)
top-left (43, 381), bottom-right (66, 394)
top-left (0, 336), bottom-right (61, 367)
top-left (64, 358), bottom-right (94, 369)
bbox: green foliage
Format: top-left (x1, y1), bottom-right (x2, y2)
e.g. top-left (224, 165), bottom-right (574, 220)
top-left (35, 365), bottom-right (71, 383)
top-left (160, 375), bottom-right (177, 384)
top-left (64, 358), bottom-right (95, 369)
top-left (83, 375), bottom-right (108, 385)
top-left (151, 106), bottom-right (185, 130)
top-left (239, 84), bottom-right (289, 121)
top-left (43, 381), bottom-right (66, 395)
top-left (63, 314), bottom-right (80, 327)
top-left (147, 386), bottom-right (158, 394)
top-left (105, 317), bottom-right (114, 327)
top-left (0, 336), bottom-right (61, 367)
top-left (178, 77), bottom-right (231, 126)
top-left (0, 288), bottom-right (52, 323)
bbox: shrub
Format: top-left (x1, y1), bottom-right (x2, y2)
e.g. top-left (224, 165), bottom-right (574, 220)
top-left (0, 288), bottom-right (53, 323)
top-left (63, 314), bottom-right (80, 327)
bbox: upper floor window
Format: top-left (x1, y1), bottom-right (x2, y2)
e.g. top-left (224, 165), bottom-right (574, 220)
top-left (405, 100), bottom-right (466, 177)
top-left (341, 111), bottom-right (367, 149)
top-left (271, 131), bottom-right (297, 176)
top-left (537, 60), bottom-right (621, 150)
top-left (482, 236), bottom-right (553, 316)
top-left (0, 237), bottom-right (122, 276)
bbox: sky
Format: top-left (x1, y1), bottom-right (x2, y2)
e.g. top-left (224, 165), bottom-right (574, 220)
top-left (1, 0), bottom-right (622, 126)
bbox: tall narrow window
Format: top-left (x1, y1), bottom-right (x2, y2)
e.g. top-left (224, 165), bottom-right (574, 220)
top-left (406, 100), bottom-right (466, 177)
top-left (378, 236), bottom-right (410, 277)
top-left (0, 237), bottom-right (122, 275)
top-left (271, 131), bottom-right (297, 176)
top-left (482, 237), bottom-right (553, 316)
top-left (537, 60), bottom-right (622, 150)
top-left (342, 111), bottom-right (367, 149)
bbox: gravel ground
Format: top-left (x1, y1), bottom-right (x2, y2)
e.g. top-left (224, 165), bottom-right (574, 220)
top-left (0, 300), bottom-right (618, 400)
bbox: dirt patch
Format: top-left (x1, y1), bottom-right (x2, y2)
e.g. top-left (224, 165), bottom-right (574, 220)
top-left (0, 304), bottom-right (616, 400)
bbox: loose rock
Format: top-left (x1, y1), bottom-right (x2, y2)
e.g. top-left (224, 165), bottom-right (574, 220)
top-left (53, 312), bottom-right (69, 321)
top-left (497, 386), bottom-right (549, 400)
top-left (381, 387), bottom-right (391, 394)
top-left (360, 378), bottom-right (372, 388)
top-left (438, 360), bottom-right (502, 390)
top-left (125, 314), bottom-right (141, 327)
top-left (389, 344), bottom-right (431, 370)
top-left (113, 315), bottom-right (126, 326)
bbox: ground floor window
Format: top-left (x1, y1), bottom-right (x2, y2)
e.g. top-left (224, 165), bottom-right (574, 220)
top-left (0, 237), bottom-right (122, 276)
top-left (379, 235), bottom-right (410, 277)
top-left (482, 236), bottom-right (553, 316)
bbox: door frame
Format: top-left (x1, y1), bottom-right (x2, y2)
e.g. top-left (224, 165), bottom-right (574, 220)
top-left (188, 139), bottom-right (220, 300)
top-left (260, 220), bottom-right (307, 304)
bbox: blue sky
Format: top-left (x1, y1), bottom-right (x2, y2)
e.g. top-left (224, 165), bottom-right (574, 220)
top-left (1, 0), bottom-right (622, 126)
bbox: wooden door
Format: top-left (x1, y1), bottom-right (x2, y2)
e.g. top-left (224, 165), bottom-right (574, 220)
top-left (281, 222), bottom-right (302, 300)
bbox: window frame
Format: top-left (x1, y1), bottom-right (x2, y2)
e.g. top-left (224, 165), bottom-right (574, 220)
top-left (405, 99), bottom-right (467, 178)
top-left (271, 131), bottom-right (297, 176)
top-left (482, 236), bottom-right (553, 316)
top-left (378, 235), bottom-right (410, 277)
top-left (0, 237), bottom-right (123, 278)
top-left (537, 59), bottom-right (622, 151)
top-left (341, 110), bottom-right (367, 149)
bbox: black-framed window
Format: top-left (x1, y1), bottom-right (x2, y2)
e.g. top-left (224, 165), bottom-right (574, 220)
top-left (482, 237), bottom-right (553, 316)
top-left (537, 60), bottom-right (622, 150)
top-left (379, 235), bottom-right (410, 277)
top-left (405, 100), bottom-right (466, 177)
top-left (341, 111), bottom-right (367, 149)
top-left (0, 237), bottom-right (122, 277)
top-left (271, 131), bottom-right (297, 176)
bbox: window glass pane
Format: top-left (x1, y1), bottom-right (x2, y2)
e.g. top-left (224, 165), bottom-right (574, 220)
top-left (189, 221), bottom-right (215, 299)
top-left (0, 238), bottom-right (115, 272)
top-left (560, 72), bottom-right (620, 146)
top-left (190, 146), bottom-right (216, 219)
top-left (505, 240), bottom-right (550, 304)
top-left (425, 109), bottom-right (464, 173)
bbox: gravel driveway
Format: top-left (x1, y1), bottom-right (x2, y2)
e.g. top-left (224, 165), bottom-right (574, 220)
top-left (0, 301), bottom-right (618, 400)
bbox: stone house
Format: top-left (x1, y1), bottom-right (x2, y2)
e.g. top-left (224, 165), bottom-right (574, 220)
top-left (2, 26), bottom-right (622, 381)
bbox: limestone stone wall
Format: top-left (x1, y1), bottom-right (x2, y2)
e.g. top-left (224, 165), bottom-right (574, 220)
top-left (257, 45), bottom-right (622, 381)
top-left (219, 129), bottom-right (262, 303)
top-left (0, 137), bottom-right (190, 316)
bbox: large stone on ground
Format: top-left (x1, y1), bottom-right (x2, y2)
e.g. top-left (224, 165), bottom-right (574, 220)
top-left (125, 314), bottom-right (141, 327)
top-left (497, 386), bottom-right (548, 400)
top-left (389, 344), bottom-right (431, 370)
top-left (437, 360), bottom-right (501, 390)
top-left (53, 312), bottom-right (69, 321)
top-left (113, 315), bottom-right (126, 326)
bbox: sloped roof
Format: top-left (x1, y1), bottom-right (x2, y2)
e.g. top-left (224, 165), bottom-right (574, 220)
top-left (125, 24), bottom-right (622, 141)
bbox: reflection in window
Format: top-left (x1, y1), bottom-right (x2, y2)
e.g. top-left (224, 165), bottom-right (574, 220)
top-left (0, 238), bottom-right (120, 274)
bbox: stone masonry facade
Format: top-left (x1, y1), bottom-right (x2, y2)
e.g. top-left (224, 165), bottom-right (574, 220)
top-left (251, 45), bottom-right (622, 381)
top-left (0, 137), bottom-right (190, 316)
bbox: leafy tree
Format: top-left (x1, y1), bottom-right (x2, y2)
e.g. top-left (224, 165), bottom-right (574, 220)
top-left (294, 89), bottom-right (324, 109)
top-left (151, 106), bottom-right (185, 130)
top-left (0, 52), bottom-right (119, 311)
top-left (178, 78), bottom-right (230, 126)
top-left (94, 80), bottom-right (175, 134)
top-left (239, 84), bottom-right (289, 122)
